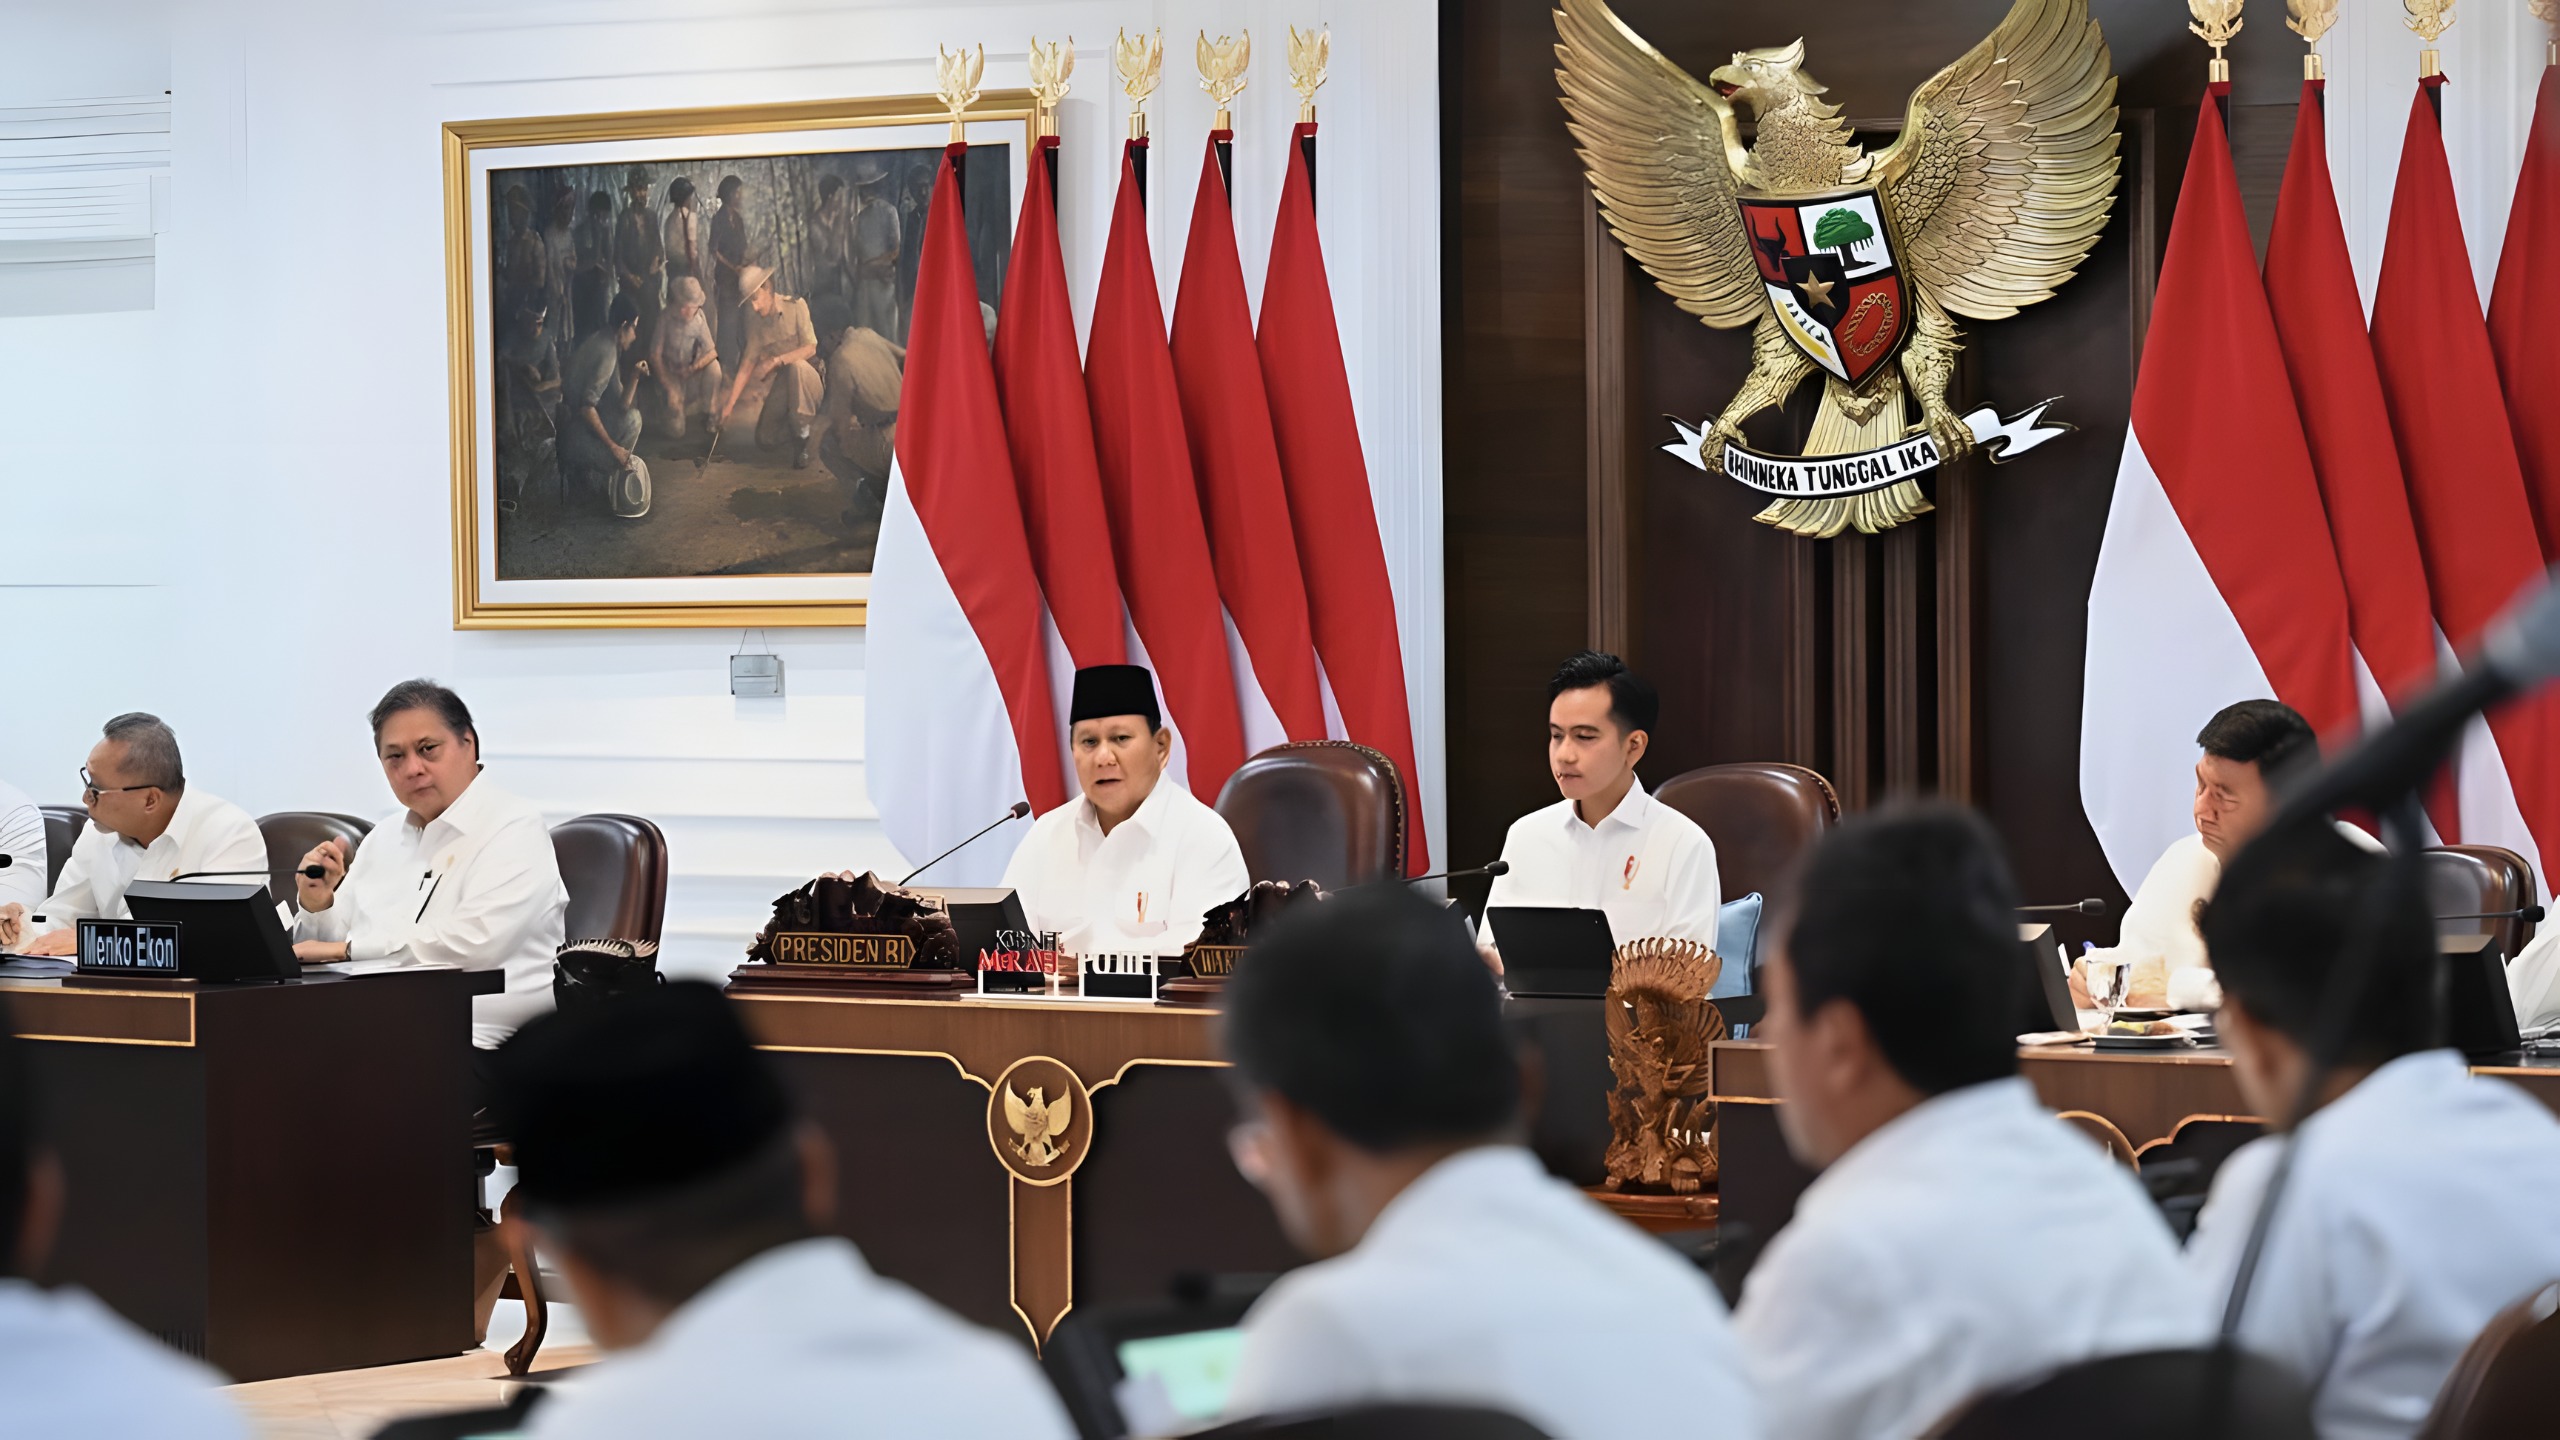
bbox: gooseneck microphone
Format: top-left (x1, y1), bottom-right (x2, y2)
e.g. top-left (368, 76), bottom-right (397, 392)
top-left (2017, 898), bottom-right (2108, 918)
top-left (899, 801), bottom-right (1033, 885)
top-left (1405, 859), bottom-right (1511, 886)
top-left (169, 868), bottom-right (290, 883)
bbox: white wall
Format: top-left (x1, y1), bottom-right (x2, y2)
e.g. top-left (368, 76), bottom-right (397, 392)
top-left (0, 0), bottom-right (1444, 981)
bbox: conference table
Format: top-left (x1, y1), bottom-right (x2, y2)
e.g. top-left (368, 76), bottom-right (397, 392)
top-left (0, 968), bottom-right (488, 1382)
top-left (725, 982), bottom-right (1297, 1347)
top-left (1709, 1036), bottom-right (2560, 1287)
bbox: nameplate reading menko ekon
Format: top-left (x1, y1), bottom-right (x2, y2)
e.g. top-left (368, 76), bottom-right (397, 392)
top-left (76, 918), bottom-right (184, 976)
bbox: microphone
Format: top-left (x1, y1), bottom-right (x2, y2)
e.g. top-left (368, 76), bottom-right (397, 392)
top-left (168, 869), bottom-right (286, 883)
top-left (2272, 573), bottom-right (2560, 826)
top-left (2438, 905), bottom-right (2547, 924)
top-left (0, 854), bottom-right (10, 868)
top-left (898, 801), bottom-right (1032, 885)
top-left (2018, 898), bottom-right (2108, 918)
top-left (1405, 859), bottom-right (1510, 885)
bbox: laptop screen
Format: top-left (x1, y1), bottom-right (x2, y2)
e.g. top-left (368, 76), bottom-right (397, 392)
top-left (1111, 1326), bottom-right (1246, 1434)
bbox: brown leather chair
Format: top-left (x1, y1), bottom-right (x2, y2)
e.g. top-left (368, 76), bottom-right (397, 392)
top-left (1650, 763), bottom-right (1841, 905)
top-left (2417, 1280), bottom-right (2560, 1440)
top-left (2424, 845), bottom-right (2540, 962)
top-left (38, 805), bottom-right (86, 893)
top-left (1930, 1346), bottom-right (2315, 1439)
top-left (497, 813), bottom-right (670, 1376)
top-left (551, 813), bottom-right (669, 943)
top-left (1215, 742), bottom-right (1407, 890)
top-left (256, 812), bottom-right (373, 911)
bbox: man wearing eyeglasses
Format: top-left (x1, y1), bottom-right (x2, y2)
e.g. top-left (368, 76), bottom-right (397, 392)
top-left (0, 714), bottom-right (265, 956)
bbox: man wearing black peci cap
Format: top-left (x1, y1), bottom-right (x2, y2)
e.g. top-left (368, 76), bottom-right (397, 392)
top-left (1000, 664), bottom-right (1248, 956)
top-left (496, 983), bottom-right (1070, 1439)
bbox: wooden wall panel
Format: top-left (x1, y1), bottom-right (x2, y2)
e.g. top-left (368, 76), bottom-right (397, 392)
top-left (1445, 0), bottom-right (2307, 922)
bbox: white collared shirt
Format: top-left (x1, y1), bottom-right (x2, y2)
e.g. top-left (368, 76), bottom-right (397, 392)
top-left (524, 1236), bottom-right (1072, 1440)
top-left (1482, 780), bottom-right (1721, 949)
top-left (1735, 1078), bottom-right (2207, 1440)
top-left (37, 787), bottom-right (268, 924)
top-left (1001, 778), bottom-right (1249, 957)
top-left (2089, 821), bottom-right (2385, 979)
top-left (1225, 1145), bottom-right (1762, 1439)
top-left (2186, 1050), bottom-right (2560, 1440)
top-left (293, 772), bottom-right (566, 1047)
top-left (0, 779), bottom-right (44, 912)
top-left (0, 1280), bottom-right (249, 1438)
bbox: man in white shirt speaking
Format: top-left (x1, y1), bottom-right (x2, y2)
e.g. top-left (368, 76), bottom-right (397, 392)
top-left (1219, 883), bottom-right (1762, 1439)
top-left (291, 680), bottom-right (568, 1080)
top-left (0, 713), bottom-right (267, 956)
top-left (1480, 651), bottom-right (1719, 967)
top-left (0, 778), bottom-right (44, 916)
top-left (0, 1011), bottom-right (252, 1437)
top-left (495, 983), bottom-right (1072, 1440)
top-left (2187, 822), bottom-right (2560, 1440)
top-left (1002, 664), bottom-right (1249, 957)
top-left (1734, 806), bottom-right (2205, 1440)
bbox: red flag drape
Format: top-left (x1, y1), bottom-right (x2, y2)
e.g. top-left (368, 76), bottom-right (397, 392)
top-left (995, 135), bottom-right (1126, 671)
top-left (894, 143), bottom-right (1065, 814)
top-left (1169, 134), bottom-right (1327, 747)
top-left (2490, 66), bottom-right (2560, 556)
top-left (1257, 122), bottom-right (1431, 873)
top-left (2371, 77), bottom-right (2560, 888)
top-left (2266, 83), bottom-right (2446, 709)
top-left (1084, 139), bottom-right (1248, 797)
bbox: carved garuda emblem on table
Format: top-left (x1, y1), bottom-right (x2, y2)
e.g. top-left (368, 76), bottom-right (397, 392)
top-left (1555, 0), bottom-right (2121, 536)
top-left (1005, 1083), bottom-right (1074, 1168)
top-left (986, 1056), bottom-right (1090, 1185)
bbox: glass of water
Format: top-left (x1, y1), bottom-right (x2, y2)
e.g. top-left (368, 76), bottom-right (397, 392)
top-left (2081, 955), bottom-right (2132, 1025)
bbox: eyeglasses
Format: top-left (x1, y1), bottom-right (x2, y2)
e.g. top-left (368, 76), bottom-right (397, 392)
top-left (79, 766), bottom-right (161, 803)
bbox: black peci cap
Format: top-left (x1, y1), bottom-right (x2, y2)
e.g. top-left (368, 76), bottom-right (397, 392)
top-left (1069, 664), bottom-right (1162, 730)
top-left (491, 982), bottom-right (793, 1210)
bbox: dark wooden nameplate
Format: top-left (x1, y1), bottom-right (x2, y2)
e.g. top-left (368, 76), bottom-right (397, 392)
top-left (725, 963), bottom-right (975, 999)
top-left (1157, 944), bottom-right (1244, 1005)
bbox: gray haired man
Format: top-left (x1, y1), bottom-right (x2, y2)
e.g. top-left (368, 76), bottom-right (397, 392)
top-left (0, 714), bottom-right (267, 955)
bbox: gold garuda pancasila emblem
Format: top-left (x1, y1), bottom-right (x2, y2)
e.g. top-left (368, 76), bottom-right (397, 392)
top-left (1004, 1082), bottom-right (1073, 1168)
top-left (1556, 0), bottom-right (2121, 537)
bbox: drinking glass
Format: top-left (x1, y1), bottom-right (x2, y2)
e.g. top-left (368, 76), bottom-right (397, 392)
top-left (2081, 955), bottom-right (2132, 1026)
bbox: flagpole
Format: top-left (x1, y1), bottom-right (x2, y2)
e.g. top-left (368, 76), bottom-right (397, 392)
top-left (1117, 29), bottom-right (1162, 210)
top-left (1029, 37), bottom-right (1071, 208)
top-left (1289, 25), bottom-right (1329, 216)
top-left (1200, 31), bottom-right (1249, 200)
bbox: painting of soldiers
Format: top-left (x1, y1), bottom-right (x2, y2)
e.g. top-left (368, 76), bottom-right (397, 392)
top-left (481, 141), bottom-right (1007, 587)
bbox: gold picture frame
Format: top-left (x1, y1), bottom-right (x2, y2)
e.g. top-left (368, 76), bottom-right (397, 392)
top-left (443, 91), bottom-right (1035, 629)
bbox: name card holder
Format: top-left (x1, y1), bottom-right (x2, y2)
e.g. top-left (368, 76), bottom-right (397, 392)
top-left (978, 929), bottom-right (1063, 994)
top-left (1081, 953), bottom-right (1160, 1001)
top-left (76, 918), bottom-right (186, 979)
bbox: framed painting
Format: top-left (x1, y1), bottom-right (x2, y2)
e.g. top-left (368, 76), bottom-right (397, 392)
top-left (443, 92), bottom-right (1031, 628)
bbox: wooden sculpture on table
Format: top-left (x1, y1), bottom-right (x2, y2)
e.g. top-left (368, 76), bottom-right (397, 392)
top-left (1602, 937), bottom-right (1729, 1195)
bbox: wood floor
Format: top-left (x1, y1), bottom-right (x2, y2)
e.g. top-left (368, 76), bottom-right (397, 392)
top-left (229, 1303), bottom-right (596, 1439)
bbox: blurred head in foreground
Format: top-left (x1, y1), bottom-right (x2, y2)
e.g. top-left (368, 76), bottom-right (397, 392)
top-left (1763, 805), bottom-right (2027, 1168)
top-left (492, 982), bottom-right (833, 1350)
top-left (2200, 819), bottom-right (2438, 1125)
top-left (1221, 884), bottom-right (1520, 1259)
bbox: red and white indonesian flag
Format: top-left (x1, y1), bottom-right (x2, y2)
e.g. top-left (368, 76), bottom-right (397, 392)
top-left (867, 144), bottom-right (1068, 884)
top-left (2083, 91), bottom-right (2360, 890)
top-left (2371, 76), bottom-right (2560, 898)
top-left (2490, 64), bottom-right (2560, 555)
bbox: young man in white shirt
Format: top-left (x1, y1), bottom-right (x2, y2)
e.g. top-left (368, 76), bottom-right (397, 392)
top-left (494, 983), bottom-right (1073, 1440)
top-left (0, 713), bottom-right (268, 955)
top-left (0, 778), bottom-right (44, 915)
top-left (1219, 883), bottom-right (1761, 1439)
top-left (2188, 822), bottom-right (2560, 1440)
top-left (291, 680), bottom-right (569, 1064)
top-left (2085, 700), bottom-right (2379, 1007)
top-left (1480, 651), bottom-right (1719, 967)
top-left (1735, 807), bottom-right (2205, 1440)
top-left (0, 1015), bottom-right (251, 1437)
top-left (1001, 664), bottom-right (1249, 956)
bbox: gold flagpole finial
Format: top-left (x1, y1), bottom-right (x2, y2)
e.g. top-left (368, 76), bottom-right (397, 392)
top-left (937, 43), bottom-right (985, 143)
top-left (1028, 37), bottom-right (1075, 140)
top-left (1198, 31), bottom-right (1251, 131)
top-left (2288, 0), bottom-right (2339, 78)
top-left (1117, 28), bottom-right (1163, 140)
top-left (2531, 0), bottom-right (2555, 65)
top-left (2404, 0), bottom-right (2455, 77)
top-left (1287, 25), bottom-right (1330, 123)
top-left (2189, 0), bottom-right (2245, 83)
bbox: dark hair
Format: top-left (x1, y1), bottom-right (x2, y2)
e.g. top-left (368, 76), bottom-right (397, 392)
top-left (528, 1130), bottom-right (811, 1307)
top-left (2197, 700), bottom-right (2318, 779)
top-left (0, 1010), bottom-right (35, 1279)
top-left (818, 174), bottom-right (845, 199)
top-left (369, 679), bottom-right (478, 750)
top-left (587, 189), bottom-right (613, 215)
top-left (609, 293), bottom-right (641, 331)
top-left (100, 711), bottom-right (184, 792)
top-left (1781, 805), bottom-right (2027, 1095)
top-left (668, 176), bottom-right (695, 206)
top-left (1548, 650), bottom-right (1659, 739)
top-left (717, 174), bottom-right (744, 200)
top-left (1221, 884), bottom-right (1518, 1151)
top-left (2201, 820), bottom-right (2437, 1066)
